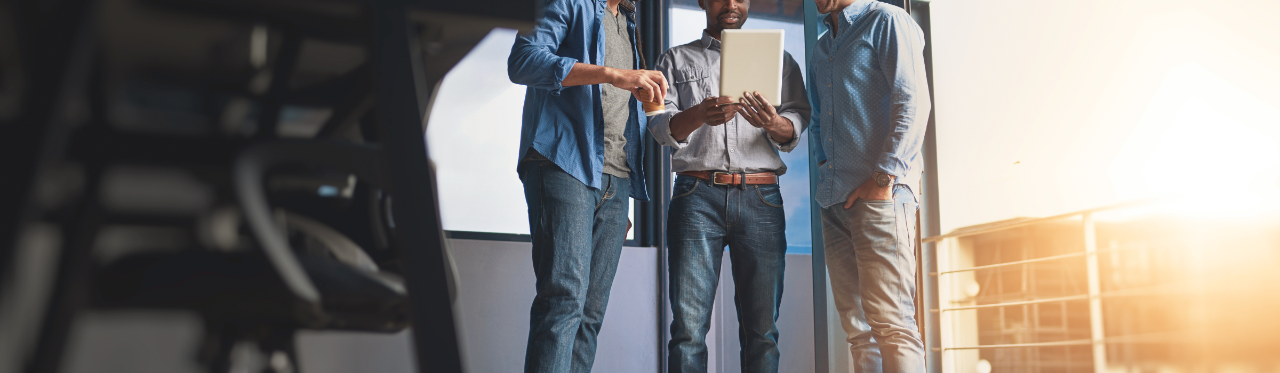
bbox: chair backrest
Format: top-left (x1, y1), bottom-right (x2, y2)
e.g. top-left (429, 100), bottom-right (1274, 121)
top-left (234, 140), bottom-right (388, 303)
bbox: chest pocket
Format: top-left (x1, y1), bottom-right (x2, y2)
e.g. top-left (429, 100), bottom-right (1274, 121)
top-left (671, 67), bottom-right (712, 109)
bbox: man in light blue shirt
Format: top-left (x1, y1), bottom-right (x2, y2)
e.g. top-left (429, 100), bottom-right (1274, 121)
top-left (508, 0), bottom-right (667, 371)
top-left (808, 0), bottom-right (931, 371)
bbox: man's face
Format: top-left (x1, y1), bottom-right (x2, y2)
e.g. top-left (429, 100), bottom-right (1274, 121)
top-left (700, 0), bottom-right (749, 33)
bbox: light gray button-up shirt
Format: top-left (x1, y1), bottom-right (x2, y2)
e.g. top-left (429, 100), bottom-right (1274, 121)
top-left (648, 31), bottom-right (811, 175)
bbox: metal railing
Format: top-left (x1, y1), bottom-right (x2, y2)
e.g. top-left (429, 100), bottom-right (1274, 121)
top-left (922, 199), bottom-right (1154, 373)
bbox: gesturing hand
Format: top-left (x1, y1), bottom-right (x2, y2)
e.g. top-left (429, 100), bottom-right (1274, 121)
top-left (611, 69), bottom-right (668, 104)
top-left (695, 96), bottom-right (738, 126)
top-left (737, 91), bottom-right (793, 143)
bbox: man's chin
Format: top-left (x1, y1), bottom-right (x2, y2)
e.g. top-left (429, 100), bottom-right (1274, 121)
top-left (720, 21), bottom-right (744, 30)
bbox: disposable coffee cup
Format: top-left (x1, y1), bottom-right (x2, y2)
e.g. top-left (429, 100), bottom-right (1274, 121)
top-left (643, 100), bottom-right (665, 116)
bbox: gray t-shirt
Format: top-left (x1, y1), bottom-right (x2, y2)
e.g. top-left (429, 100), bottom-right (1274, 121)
top-left (601, 9), bottom-right (632, 178)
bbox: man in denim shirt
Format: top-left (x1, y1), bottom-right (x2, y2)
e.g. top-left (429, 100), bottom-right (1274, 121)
top-left (808, 0), bottom-right (931, 371)
top-left (508, 0), bottom-right (667, 371)
top-left (648, 0), bottom-right (810, 371)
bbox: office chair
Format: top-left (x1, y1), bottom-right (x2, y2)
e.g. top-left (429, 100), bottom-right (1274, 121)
top-left (2, 0), bottom-right (529, 371)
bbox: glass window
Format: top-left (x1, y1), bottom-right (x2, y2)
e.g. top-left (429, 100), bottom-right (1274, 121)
top-left (928, 0), bottom-right (1280, 370)
top-left (426, 29), bottom-right (636, 239)
top-left (929, 0), bottom-right (1280, 233)
top-left (425, 29), bottom-right (530, 235)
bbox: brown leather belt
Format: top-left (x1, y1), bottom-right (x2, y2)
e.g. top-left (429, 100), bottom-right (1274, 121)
top-left (678, 171), bottom-right (778, 186)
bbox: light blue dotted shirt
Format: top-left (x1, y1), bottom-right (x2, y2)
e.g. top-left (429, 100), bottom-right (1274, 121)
top-left (810, 0), bottom-right (930, 208)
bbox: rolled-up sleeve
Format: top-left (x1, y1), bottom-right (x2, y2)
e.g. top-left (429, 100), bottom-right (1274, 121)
top-left (647, 52), bottom-right (689, 150)
top-left (872, 11), bottom-right (931, 178)
top-left (768, 52), bottom-right (811, 153)
top-left (508, 0), bottom-right (578, 94)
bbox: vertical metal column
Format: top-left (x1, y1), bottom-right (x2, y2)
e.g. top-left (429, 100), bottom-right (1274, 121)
top-left (12, 0), bottom-right (102, 371)
top-left (638, 1), bottom-right (670, 371)
top-left (1083, 212), bottom-right (1107, 373)
top-left (2, 0), bottom-right (99, 300)
top-left (659, 139), bottom-right (672, 373)
top-left (801, 0), bottom-right (829, 371)
top-left (372, 1), bottom-right (464, 371)
top-left (938, 238), bottom-right (956, 373)
top-left (910, 1), bottom-right (942, 371)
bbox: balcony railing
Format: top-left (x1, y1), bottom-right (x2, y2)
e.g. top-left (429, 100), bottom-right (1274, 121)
top-left (922, 200), bottom-right (1155, 373)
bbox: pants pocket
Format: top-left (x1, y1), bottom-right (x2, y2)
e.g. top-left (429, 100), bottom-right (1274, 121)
top-left (754, 184), bottom-right (784, 208)
top-left (901, 202), bottom-right (915, 249)
top-left (859, 199), bottom-right (895, 220)
top-left (671, 177), bottom-right (699, 200)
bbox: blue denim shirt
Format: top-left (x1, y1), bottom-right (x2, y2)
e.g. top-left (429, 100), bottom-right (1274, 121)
top-left (508, 0), bottom-right (650, 201)
top-left (810, 0), bottom-right (930, 208)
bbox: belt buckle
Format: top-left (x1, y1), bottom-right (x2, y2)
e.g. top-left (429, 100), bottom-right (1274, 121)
top-left (711, 171), bottom-right (732, 186)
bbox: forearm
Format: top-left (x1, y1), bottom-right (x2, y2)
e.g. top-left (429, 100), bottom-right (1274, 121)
top-left (876, 104), bottom-right (928, 177)
top-left (877, 72), bottom-right (930, 177)
top-left (875, 11), bottom-right (931, 177)
top-left (770, 53), bottom-right (809, 150)
top-left (666, 108), bottom-right (704, 142)
top-left (561, 62), bottom-right (616, 87)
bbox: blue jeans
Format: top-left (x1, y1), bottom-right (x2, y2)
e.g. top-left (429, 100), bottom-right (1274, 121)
top-left (667, 175), bottom-right (787, 373)
top-left (521, 158), bottom-right (631, 373)
top-left (821, 185), bottom-right (924, 372)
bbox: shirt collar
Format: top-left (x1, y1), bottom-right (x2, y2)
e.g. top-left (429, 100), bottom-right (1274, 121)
top-left (598, 0), bottom-right (635, 16)
top-left (699, 30), bottom-right (721, 51)
top-left (821, 0), bottom-right (874, 30)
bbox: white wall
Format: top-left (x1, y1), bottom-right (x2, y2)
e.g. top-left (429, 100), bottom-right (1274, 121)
top-left (448, 239), bottom-right (816, 373)
top-left (56, 239), bottom-right (817, 373)
top-left (705, 253), bottom-right (815, 373)
top-left (448, 239), bottom-right (662, 373)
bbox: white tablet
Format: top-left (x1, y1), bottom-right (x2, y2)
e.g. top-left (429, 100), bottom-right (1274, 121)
top-left (719, 29), bottom-right (784, 104)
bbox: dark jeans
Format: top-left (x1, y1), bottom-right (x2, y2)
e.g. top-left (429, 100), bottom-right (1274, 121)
top-left (520, 159), bottom-right (631, 373)
top-left (667, 175), bottom-right (787, 373)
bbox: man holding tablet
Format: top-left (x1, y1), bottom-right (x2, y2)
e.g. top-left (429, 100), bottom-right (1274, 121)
top-left (648, 0), bottom-right (810, 371)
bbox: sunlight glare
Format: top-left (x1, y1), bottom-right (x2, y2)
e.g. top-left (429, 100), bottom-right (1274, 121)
top-left (1109, 64), bottom-right (1280, 219)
